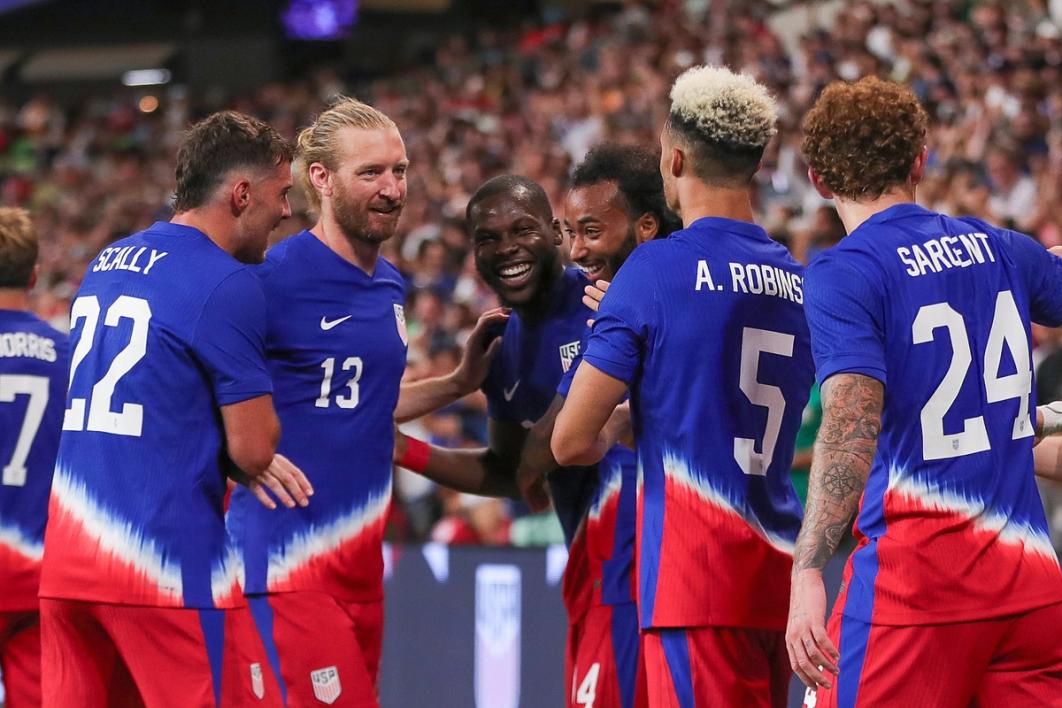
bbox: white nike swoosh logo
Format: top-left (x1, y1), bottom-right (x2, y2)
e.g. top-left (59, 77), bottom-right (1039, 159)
top-left (320, 315), bottom-right (352, 331)
top-left (503, 381), bottom-right (520, 401)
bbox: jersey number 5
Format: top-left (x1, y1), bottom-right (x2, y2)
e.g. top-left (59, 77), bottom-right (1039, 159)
top-left (735, 326), bottom-right (796, 475)
top-left (914, 290), bottom-right (1031, 460)
top-left (63, 295), bottom-right (152, 437)
top-left (0, 374), bottom-right (49, 486)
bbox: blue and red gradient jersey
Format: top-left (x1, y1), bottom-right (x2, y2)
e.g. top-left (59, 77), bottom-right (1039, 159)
top-left (0, 311), bottom-right (68, 611)
top-left (582, 218), bottom-right (811, 630)
top-left (39, 222), bottom-right (272, 609)
top-left (227, 230), bottom-right (407, 603)
top-left (558, 338), bottom-right (638, 611)
top-left (804, 203), bottom-right (1062, 626)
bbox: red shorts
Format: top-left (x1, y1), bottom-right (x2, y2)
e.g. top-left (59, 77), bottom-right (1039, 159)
top-left (0, 611), bottom-right (40, 708)
top-left (806, 601), bottom-right (1062, 708)
top-left (39, 598), bottom-right (283, 707)
top-left (566, 603), bottom-right (646, 708)
top-left (248, 591), bottom-right (383, 707)
top-left (641, 625), bottom-right (789, 708)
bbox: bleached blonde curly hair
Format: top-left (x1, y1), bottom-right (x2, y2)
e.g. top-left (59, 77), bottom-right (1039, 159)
top-left (666, 65), bottom-right (777, 184)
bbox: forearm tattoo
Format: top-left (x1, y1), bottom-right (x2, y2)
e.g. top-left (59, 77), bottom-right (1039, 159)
top-left (792, 374), bottom-right (883, 573)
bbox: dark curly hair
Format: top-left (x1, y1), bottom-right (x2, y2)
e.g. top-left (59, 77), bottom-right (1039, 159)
top-left (571, 143), bottom-right (682, 238)
top-left (801, 77), bottom-right (928, 200)
top-left (173, 111), bottom-right (293, 213)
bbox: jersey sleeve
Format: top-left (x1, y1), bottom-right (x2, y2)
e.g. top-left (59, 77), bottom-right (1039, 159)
top-left (803, 252), bottom-right (888, 385)
top-left (1005, 229), bottom-right (1062, 327)
top-left (191, 268), bottom-right (273, 406)
top-left (556, 332), bottom-right (589, 398)
top-left (581, 248), bottom-right (655, 385)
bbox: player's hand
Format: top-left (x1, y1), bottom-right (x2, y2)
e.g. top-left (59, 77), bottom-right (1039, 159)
top-left (516, 463), bottom-right (552, 513)
top-left (786, 569), bottom-right (839, 690)
top-left (604, 401), bottom-right (634, 450)
top-left (582, 280), bottom-right (610, 326)
top-left (450, 307), bottom-right (510, 394)
top-left (245, 454), bottom-right (313, 510)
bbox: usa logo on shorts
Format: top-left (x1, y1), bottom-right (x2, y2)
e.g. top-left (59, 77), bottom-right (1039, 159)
top-left (559, 340), bottom-right (580, 373)
top-left (310, 666), bottom-right (342, 704)
top-left (250, 663), bottom-right (265, 700)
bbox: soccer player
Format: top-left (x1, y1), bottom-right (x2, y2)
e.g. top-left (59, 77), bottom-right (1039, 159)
top-left (226, 97), bottom-right (501, 708)
top-left (552, 66), bottom-right (812, 707)
top-left (787, 77), bottom-right (1062, 707)
top-left (0, 208), bottom-right (67, 707)
top-left (38, 111), bottom-right (309, 707)
top-left (524, 144), bottom-right (679, 708)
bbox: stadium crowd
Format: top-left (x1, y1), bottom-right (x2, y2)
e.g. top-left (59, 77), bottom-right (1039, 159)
top-left (2, 0), bottom-right (1061, 547)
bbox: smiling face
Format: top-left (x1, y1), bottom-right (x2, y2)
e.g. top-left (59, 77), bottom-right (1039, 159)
top-left (327, 125), bottom-right (408, 245)
top-left (563, 181), bottom-right (638, 283)
top-left (469, 191), bottom-right (562, 308)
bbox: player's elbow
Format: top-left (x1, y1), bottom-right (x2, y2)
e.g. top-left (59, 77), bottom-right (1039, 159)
top-left (551, 422), bottom-right (591, 467)
top-left (227, 418), bottom-right (280, 477)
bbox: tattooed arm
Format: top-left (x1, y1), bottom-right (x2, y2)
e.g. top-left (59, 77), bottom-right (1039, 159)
top-left (785, 373), bottom-right (884, 690)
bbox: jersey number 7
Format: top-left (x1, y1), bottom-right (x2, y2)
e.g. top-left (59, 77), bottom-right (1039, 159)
top-left (0, 374), bottom-right (49, 487)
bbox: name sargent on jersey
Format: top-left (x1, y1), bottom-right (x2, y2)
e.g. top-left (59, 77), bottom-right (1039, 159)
top-left (897, 232), bottom-right (995, 277)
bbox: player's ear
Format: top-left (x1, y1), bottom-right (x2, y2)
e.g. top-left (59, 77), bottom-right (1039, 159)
top-left (308, 163), bottom-right (332, 199)
top-left (807, 168), bottom-right (834, 200)
top-left (231, 179), bottom-right (252, 215)
top-left (551, 217), bottom-right (563, 246)
top-left (670, 147), bottom-right (683, 179)
top-left (636, 212), bottom-right (659, 243)
top-left (910, 146), bottom-right (929, 189)
top-left (28, 264), bottom-right (39, 291)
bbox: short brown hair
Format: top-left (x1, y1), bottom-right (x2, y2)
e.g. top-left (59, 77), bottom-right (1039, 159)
top-left (0, 208), bottom-right (37, 289)
top-left (802, 77), bottom-right (928, 200)
top-left (173, 111), bottom-right (293, 213)
top-left (296, 96), bottom-right (397, 212)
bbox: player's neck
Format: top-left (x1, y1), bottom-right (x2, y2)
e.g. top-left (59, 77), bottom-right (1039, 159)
top-left (834, 188), bottom-right (916, 235)
top-left (312, 220), bottom-right (380, 276)
top-left (170, 210), bottom-right (240, 257)
top-left (0, 289), bottom-right (29, 311)
top-left (676, 185), bottom-right (756, 227)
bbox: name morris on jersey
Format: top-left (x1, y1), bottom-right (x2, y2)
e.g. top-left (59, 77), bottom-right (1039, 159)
top-left (0, 331), bottom-right (57, 362)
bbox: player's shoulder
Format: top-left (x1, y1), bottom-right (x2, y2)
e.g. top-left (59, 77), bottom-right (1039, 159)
top-left (375, 256), bottom-right (407, 291)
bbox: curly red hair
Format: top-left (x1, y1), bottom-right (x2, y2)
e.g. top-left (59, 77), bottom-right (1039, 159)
top-left (802, 77), bottom-right (927, 200)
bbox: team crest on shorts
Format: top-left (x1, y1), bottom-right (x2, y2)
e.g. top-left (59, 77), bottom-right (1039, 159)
top-left (559, 340), bottom-right (580, 373)
top-left (250, 663), bottom-right (265, 700)
top-left (394, 303), bottom-right (408, 346)
top-left (310, 666), bottom-right (342, 704)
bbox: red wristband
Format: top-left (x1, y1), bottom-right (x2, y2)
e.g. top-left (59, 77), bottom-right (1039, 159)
top-left (398, 437), bottom-right (431, 473)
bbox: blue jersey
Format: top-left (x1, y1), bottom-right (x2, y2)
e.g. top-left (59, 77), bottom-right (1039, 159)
top-left (39, 222), bottom-right (272, 609)
top-left (804, 203), bottom-right (1062, 625)
top-left (0, 311), bottom-right (68, 611)
top-left (558, 337), bottom-right (638, 609)
top-left (583, 218), bottom-right (811, 630)
top-left (481, 267), bottom-right (598, 549)
top-left (227, 231), bottom-right (407, 602)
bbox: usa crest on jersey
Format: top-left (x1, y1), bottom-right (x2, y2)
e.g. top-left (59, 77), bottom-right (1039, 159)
top-left (394, 303), bottom-right (408, 346)
top-left (310, 666), bottom-right (342, 704)
top-left (559, 340), bottom-right (580, 373)
top-left (250, 663), bottom-right (265, 700)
